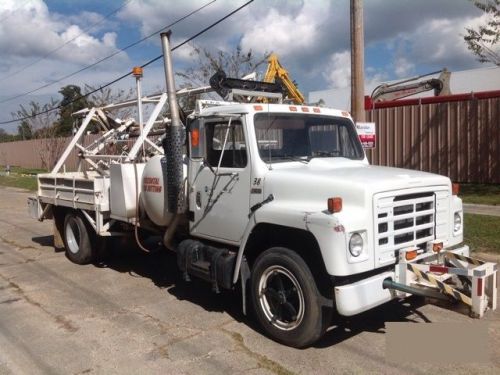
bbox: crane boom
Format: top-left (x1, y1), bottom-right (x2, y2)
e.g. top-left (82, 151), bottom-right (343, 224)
top-left (371, 69), bottom-right (451, 102)
top-left (263, 53), bottom-right (305, 104)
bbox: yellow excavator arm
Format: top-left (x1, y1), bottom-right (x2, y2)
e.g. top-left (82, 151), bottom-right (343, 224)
top-left (263, 53), bottom-right (305, 105)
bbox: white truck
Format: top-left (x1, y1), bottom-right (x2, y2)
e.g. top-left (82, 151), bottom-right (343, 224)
top-left (28, 32), bottom-right (497, 348)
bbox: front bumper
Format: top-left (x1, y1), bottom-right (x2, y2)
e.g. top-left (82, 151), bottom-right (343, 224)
top-left (334, 245), bottom-right (470, 316)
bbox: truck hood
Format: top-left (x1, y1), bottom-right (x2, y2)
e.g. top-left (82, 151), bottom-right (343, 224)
top-left (263, 158), bottom-right (450, 210)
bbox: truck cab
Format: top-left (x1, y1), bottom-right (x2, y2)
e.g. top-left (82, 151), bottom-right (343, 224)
top-left (182, 101), bottom-right (467, 346)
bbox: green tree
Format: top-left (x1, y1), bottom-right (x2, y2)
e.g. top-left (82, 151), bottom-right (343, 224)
top-left (464, 0), bottom-right (500, 65)
top-left (57, 85), bottom-right (91, 136)
top-left (17, 120), bottom-right (32, 140)
top-left (0, 128), bottom-right (18, 142)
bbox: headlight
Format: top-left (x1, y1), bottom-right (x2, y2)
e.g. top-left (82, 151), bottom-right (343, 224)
top-left (454, 212), bottom-right (462, 232)
top-left (349, 233), bottom-right (363, 257)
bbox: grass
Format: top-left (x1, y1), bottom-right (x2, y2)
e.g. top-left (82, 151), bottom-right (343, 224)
top-left (0, 165), bottom-right (43, 191)
top-left (459, 183), bottom-right (500, 205)
top-left (2, 165), bottom-right (47, 175)
top-left (0, 174), bottom-right (38, 191)
top-left (464, 213), bottom-right (500, 254)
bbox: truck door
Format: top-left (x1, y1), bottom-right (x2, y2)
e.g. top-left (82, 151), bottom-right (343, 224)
top-left (189, 116), bottom-right (251, 243)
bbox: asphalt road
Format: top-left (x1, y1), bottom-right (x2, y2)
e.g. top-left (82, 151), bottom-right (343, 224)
top-left (0, 187), bottom-right (498, 375)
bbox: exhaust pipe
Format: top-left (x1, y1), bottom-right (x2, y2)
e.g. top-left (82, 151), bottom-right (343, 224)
top-left (160, 30), bottom-right (184, 214)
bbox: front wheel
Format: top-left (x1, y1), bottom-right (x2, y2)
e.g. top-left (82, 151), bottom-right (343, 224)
top-left (63, 211), bottom-right (96, 264)
top-left (250, 247), bottom-right (330, 348)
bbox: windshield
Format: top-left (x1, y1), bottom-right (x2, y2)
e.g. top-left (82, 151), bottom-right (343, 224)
top-left (254, 113), bottom-right (364, 163)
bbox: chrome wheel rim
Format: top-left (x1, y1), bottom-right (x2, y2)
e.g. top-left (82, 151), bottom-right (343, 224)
top-left (65, 218), bottom-right (81, 254)
top-left (258, 265), bottom-right (305, 331)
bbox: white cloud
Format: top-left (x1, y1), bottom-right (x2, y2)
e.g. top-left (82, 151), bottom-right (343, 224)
top-left (406, 15), bottom-right (487, 69)
top-left (323, 51), bottom-right (351, 89)
top-left (393, 56), bottom-right (415, 78)
top-left (0, 0), bottom-right (124, 65)
top-left (240, 3), bottom-right (328, 57)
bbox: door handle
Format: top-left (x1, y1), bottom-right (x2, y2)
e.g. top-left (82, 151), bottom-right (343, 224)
top-left (196, 191), bottom-right (202, 208)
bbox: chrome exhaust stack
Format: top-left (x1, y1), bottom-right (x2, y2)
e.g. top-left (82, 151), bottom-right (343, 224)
top-left (160, 30), bottom-right (184, 215)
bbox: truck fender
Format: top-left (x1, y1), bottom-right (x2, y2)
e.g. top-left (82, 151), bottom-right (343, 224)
top-left (231, 205), bottom-right (310, 284)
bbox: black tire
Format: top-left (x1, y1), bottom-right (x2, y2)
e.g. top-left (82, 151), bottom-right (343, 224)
top-left (250, 247), bottom-right (330, 348)
top-left (63, 211), bottom-right (96, 264)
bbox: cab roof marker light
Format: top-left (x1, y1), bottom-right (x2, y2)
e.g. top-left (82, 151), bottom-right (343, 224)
top-left (253, 105), bottom-right (263, 111)
top-left (313, 107), bottom-right (321, 113)
top-left (289, 106), bottom-right (297, 112)
top-left (301, 106), bottom-right (309, 112)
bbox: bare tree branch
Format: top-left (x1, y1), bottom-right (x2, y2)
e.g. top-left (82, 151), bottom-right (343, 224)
top-left (464, 0), bottom-right (500, 65)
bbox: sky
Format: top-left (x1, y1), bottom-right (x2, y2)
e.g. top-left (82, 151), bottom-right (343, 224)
top-left (0, 0), bottom-right (494, 133)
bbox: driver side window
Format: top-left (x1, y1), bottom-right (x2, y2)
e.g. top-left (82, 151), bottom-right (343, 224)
top-left (206, 120), bottom-right (247, 168)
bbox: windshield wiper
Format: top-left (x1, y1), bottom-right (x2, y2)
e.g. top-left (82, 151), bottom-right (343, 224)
top-left (309, 150), bottom-right (340, 159)
top-left (274, 155), bottom-right (309, 164)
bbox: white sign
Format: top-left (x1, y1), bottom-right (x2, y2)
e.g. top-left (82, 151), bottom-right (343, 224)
top-left (355, 122), bottom-right (376, 149)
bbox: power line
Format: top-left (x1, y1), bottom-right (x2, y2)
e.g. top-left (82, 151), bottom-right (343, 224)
top-left (0, 0), bottom-right (216, 105)
top-left (0, 0), bottom-right (133, 83)
top-left (0, 0), bottom-right (254, 126)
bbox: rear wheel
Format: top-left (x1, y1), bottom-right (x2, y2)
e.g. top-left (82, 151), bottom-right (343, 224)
top-left (63, 211), bottom-right (96, 264)
top-left (250, 247), bottom-right (330, 348)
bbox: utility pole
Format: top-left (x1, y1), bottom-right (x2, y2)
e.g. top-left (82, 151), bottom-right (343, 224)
top-left (350, 0), bottom-right (365, 122)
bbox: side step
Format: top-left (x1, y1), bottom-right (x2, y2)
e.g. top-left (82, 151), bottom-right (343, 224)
top-left (393, 247), bottom-right (497, 318)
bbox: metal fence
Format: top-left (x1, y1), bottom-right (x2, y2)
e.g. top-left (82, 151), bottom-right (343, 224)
top-left (365, 94), bottom-right (500, 183)
top-left (1, 95), bottom-right (499, 183)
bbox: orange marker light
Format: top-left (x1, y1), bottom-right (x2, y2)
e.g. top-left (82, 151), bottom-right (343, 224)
top-left (301, 106), bottom-right (309, 112)
top-left (132, 66), bottom-right (143, 77)
top-left (313, 107), bottom-right (321, 113)
top-left (253, 105), bottom-right (263, 111)
top-left (405, 249), bottom-right (418, 261)
top-left (289, 106), bottom-right (297, 112)
top-left (452, 183), bottom-right (460, 195)
top-left (327, 197), bottom-right (342, 213)
top-left (341, 111), bottom-right (350, 117)
top-left (191, 129), bottom-right (200, 147)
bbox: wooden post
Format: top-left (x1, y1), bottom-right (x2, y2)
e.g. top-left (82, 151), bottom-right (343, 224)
top-left (350, 0), bottom-right (366, 122)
